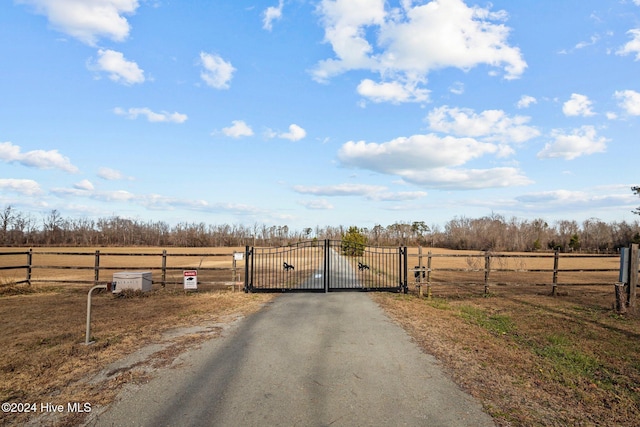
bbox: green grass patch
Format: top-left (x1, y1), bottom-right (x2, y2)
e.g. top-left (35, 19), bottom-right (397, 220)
top-left (534, 334), bottom-right (600, 379)
top-left (458, 305), bottom-right (515, 335)
top-left (425, 297), bottom-right (451, 310)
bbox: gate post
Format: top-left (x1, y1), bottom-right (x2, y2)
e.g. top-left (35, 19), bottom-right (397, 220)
top-left (400, 246), bottom-right (408, 293)
top-left (244, 245), bottom-right (252, 293)
top-left (402, 246), bottom-right (409, 294)
top-left (324, 239), bottom-right (329, 293)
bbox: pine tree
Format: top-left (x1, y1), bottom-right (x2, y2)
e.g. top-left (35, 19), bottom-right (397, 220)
top-left (341, 226), bottom-right (366, 256)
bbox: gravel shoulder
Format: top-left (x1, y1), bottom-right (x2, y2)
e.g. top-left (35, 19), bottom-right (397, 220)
top-left (87, 293), bottom-right (494, 427)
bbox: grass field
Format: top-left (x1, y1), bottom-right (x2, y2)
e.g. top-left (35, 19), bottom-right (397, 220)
top-left (0, 246), bottom-right (636, 426)
top-left (0, 285), bottom-right (273, 426)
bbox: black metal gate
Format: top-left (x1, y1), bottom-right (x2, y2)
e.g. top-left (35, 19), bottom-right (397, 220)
top-left (244, 240), bottom-right (407, 293)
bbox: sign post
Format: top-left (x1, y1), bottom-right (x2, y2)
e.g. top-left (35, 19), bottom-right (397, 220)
top-left (183, 270), bottom-right (198, 290)
top-left (233, 252), bottom-right (244, 284)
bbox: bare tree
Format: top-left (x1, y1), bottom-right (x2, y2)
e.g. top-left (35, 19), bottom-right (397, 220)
top-left (43, 209), bottom-right (64, 244)
top-left (0, 205), bottom-right (14, 244)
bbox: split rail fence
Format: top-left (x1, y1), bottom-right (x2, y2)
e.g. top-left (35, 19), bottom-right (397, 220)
top-left (0, 249), bottom-right (244, 288)
top-left (408, 249), bottom-right (623, 296)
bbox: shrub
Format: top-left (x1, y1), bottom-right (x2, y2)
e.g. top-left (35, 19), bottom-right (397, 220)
top-left (341, 226), bottom-right (366, 256)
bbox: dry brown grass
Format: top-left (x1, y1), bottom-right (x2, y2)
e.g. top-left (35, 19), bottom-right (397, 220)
top-left (372, 283), bottom-right (640, 426)
top-left (0, 284), bottom-right (272, 426)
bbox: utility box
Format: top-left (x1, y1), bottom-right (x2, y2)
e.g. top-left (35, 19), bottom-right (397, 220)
top-left (620, 248), bottom-right (629, 284)
top-left (112, 271), bottom-right (152, 293)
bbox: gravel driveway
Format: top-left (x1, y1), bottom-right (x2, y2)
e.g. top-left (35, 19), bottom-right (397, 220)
top-left (90, 292), bottom-right (494, 426)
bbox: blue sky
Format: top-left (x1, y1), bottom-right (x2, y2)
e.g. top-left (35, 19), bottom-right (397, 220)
top-left (1, 0), bottom-right (640, 232)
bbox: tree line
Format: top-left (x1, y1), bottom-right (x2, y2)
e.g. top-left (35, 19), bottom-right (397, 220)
top-left (1, 205), bottom-right (639, 253)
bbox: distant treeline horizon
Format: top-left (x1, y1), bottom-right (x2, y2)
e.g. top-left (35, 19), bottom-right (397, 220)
top-left (1, 205), bottom-right (639, 253)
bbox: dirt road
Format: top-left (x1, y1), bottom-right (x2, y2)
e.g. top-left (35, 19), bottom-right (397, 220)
top-left (89, 292), bottom-right (494, 426)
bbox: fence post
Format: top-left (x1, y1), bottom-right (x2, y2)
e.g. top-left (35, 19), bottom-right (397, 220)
top-left (94, 250), bottom-right (100, 286)
top-left (552, 250), bottom-right (559, 296)
top-left (484, 252), bottom-right (491, 295)
top-left (629, 243), bottom-right (638, 314)
top-left (615, 282), bottom-right (627, 314)
top-left (426, 251), bottom-right (432, 298)
top-left (416, 246), bottom-right (423, 297)
top-left (161, 250), bottom-right (167, 288)
top-left (27, 248), bottom-right (32, 286)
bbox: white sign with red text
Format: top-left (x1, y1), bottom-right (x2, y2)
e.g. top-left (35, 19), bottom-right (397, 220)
top-left (183, 270), bottom-right (198, 290)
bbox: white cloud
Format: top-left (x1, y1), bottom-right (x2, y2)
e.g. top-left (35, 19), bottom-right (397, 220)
top-left (17, 0), bottom-right (139, 46)
top-left (292, 183), bottom-right (426, 201)
top-left (398, 167), bottom-right (532, 189)
top-left (74, 179), bottom-right (94, 191)
top-left (98, 167), bottom-right (127, 180)
top-left (562, 93), bottom-right (595, 117)
top-left (373, 191), bottom-right (427, 201)
top-left (90, 49), bottom-right (145, 85)
top-left (93, 190), bottom-right (136, 202)
top-left (339, 134), bottom-right (496, 171)
top-left (313, 0), bottom-right (385, 82)
top-left (222, 120), bottom-right (254, 138)
top-left (293, 183), bottom-right (386, 197)
top-left (575, 34), bottom-right (600, 50)
top-left (0, 179), bottom-right (43, 196)
top-left (279, 124), bottom-right (307, 141)
top-left (0, 141), bottom-right (78, 173)
top-left (336, 133), bottom-right (531, 189)
top-left (114, 107), bottom-right (187, 123)
top-left (312, 0), bottom-right (526, 104)
top-left (263, 0), bottom-right (284, 31)
top-left (515, 189), bottom-right (636, 212)
top-left (614, 89), bottom-right (640, 115)
top-left (199, 52), bottom-right (235, 89)
top-left (48, 183), bottom-right (269, 218)
top-left (449, 82), bottom-right (464, 95)
top-left (378, 1), bottom-right (526, 78)
top-left (617, 29), bottom-right (640, 60)
top-left (426, 106), bottom-right (540, 143)
top-left (537, 126), bottom-right (608, 160)
top-left (357, 79), bottom-right (429, 103)
top-left (298, 199), bottom-right (334, 210)
top-left (516, 95), bottom-right (537, 109)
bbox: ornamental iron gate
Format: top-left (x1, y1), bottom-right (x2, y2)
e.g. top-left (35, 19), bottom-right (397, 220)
top-left (244, 240), bottom-right (408, 293)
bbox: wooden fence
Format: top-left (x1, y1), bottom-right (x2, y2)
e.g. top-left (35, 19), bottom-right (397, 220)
top-left (0, 248), bottom-right (625, 290)
top-left (408, 249), bottom-right (622, 295)
top-left (0, 249), bottom-right (244, 287)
